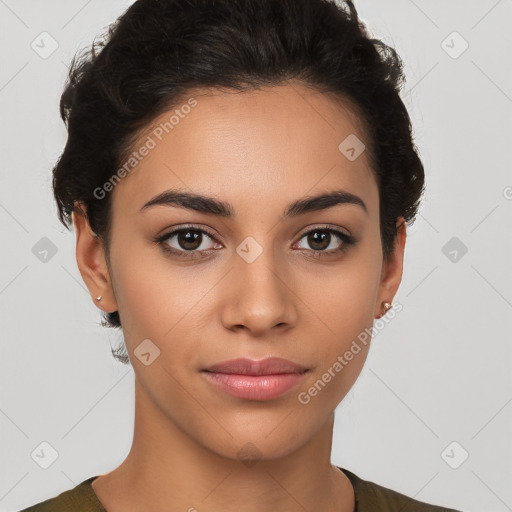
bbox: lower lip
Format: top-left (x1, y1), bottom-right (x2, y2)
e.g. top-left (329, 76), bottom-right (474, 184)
top-left (202, 371), bottom-right (307, 401)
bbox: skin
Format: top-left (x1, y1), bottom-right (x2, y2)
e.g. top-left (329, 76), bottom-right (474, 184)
top-left (72, 81), bottom-right (406, 512)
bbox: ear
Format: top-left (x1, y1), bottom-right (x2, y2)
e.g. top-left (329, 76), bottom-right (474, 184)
top-left (374, 217), bottom-right (406, 318)
top-left (71, 203), bottom-right (118, 313)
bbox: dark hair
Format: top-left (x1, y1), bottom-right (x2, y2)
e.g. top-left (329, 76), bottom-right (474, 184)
top-left (53, 0), bottom-right (425, 362)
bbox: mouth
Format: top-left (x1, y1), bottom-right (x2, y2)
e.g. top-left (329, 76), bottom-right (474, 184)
top-left (202, 356), bottom-right (309, 375)
top-left (201, 357), bottom-right (309, 401)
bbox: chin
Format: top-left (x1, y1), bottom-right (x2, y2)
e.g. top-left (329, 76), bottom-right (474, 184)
top-left (199, 418), bottom-right (319, 463)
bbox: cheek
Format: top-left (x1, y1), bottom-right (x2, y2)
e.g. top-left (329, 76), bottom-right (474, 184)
top-left (294, 247), bottom-right (381, 394)
top-left (296, 255), bottom-right (380, 342)
top-left (296, 283), bottom-right (375, 414)
top-left (108, 234), bottom-right (194, 335)
top-left (108, 240), bottom-right (218, 383)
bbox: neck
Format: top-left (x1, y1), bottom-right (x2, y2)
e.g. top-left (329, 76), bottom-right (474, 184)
top-left (91, 379), bottom-right (355, 512)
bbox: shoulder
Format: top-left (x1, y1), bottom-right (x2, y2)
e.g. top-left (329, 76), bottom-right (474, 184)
top-left (17, 477), bottom-right (105, 512)
top-left (338, 467), bottom-right (464, 512)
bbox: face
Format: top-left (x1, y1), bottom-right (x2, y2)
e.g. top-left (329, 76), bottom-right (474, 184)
top-left (74, 82), bottom-right (405, 462)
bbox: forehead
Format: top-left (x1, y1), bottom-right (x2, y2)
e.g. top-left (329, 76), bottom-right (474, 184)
top-left (110, 82), bottom-right (378, 219)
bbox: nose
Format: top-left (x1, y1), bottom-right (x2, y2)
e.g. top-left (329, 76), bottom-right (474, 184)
top-left (220, 247), bottom-right (298, 337)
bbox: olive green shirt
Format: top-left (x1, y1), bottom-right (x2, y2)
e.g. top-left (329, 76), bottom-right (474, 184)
top-left (19, 466), bottom-right (462, 511)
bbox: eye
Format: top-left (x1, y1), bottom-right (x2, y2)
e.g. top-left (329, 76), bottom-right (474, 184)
top-left (293, 226), bottom-right (355, 258)
top-left (155, 225), bottom-right (220, 259)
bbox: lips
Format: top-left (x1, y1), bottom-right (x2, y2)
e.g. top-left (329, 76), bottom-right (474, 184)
top-left (202, 357), bottom-right (308, 375)
top-left (201, 357), bottom-right (310, 401)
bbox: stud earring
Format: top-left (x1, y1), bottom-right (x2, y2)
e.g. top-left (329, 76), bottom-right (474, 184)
top-left (376, 301), bottom-right (392, 319)
top-left (96, 295), bottom-right (102, 301)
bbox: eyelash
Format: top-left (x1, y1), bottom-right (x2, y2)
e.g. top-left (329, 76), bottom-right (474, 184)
top-left (154, 224), bottom-right (356, 260)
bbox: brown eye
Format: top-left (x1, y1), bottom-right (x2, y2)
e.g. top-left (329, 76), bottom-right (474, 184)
top-left (295, 227), bottom-right (354, 255)
top-left (175, 230), bottom-right (204, 251)
top-left (155, 226), bottom-right (219, 258)
top-left (306, 230), bottom-right (331, 251)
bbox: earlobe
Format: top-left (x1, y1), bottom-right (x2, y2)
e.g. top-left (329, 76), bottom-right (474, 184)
top-left (71, 206), bottom-right (118, 313)
top-left (375, 301), bottom-right (393, 319)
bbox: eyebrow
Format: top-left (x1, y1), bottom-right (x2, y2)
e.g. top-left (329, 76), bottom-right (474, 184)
top-left (139, 188), bottom-right (368, 218)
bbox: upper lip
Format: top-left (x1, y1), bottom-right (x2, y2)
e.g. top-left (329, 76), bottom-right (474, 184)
top-left (202, 357), bottom-right (309, 375)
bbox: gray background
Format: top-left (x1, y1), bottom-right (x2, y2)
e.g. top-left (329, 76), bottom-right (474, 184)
top-left (1, 1), bottom-right (511, 511)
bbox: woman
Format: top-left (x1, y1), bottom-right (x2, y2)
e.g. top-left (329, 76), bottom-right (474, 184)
top-left (20, 0), bottom-right (463, 510)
